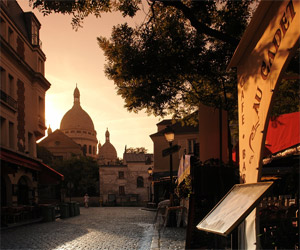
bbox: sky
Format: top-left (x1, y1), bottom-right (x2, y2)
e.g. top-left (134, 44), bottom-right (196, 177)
top-left (18, 0), bottom-right (167, 157)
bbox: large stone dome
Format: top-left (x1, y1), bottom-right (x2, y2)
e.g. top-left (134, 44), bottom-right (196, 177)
top-left (59, 85), bottom-right (98, 158)
top-left (60, 105), bottom-right (95, 131)
top-left (98, 129), bottom-right (117, 164)
top-left (60, 86), bottom-right (95, 132)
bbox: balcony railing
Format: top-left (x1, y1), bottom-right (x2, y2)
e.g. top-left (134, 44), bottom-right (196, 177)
top-left (0, 90), bottom-right (17, 110)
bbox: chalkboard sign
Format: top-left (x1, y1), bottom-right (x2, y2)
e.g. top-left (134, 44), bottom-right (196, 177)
top-left (196, 182), bottom-right (273, 236)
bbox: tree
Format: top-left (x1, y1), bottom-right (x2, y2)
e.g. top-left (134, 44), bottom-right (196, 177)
top-left (30, 0), bottom-right (299, 130)
top-left (30, 0), bottom-right (250, 120)
top-left (52, 156), bottom-right (99, 196)
top-left (125, 147), bottom-right (148, 154)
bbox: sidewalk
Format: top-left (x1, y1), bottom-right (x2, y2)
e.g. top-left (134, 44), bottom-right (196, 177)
top-left (150, 220), bottom-right (186, 250)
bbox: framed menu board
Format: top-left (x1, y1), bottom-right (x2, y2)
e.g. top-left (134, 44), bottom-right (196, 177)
top-left (196, 182), bottom-right (273, 236)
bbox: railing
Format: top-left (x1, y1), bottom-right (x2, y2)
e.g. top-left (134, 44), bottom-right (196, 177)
top-left (0, 90), bottom-right (17, 110)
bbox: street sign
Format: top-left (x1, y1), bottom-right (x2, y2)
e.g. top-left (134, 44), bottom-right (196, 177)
top-left (162, 145), bottom-right (181, 157)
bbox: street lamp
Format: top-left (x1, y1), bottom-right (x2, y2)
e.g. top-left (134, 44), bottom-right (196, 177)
top-left (147, 167), bottom-right (153, 202)
top-left (147, 167), bottom-right (153, 176)
top-left (164, 126), bottom-right (175, 202)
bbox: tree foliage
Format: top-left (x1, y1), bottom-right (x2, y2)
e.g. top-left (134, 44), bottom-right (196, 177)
top-left (37, 147), bottom-right (99, 196)
top-left (30, 0), bottom-right (299, 124)
top-left (125, 147), bottom-right (148, 154)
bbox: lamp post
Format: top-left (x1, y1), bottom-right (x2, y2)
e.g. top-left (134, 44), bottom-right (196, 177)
top-left (164, 126), bottom-right (175, 203)
top-left (147, 167), bottom-right (153, 202)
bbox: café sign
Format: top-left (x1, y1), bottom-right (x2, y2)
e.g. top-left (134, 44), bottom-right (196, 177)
top-left (228, 0), bottom-right (300, 184)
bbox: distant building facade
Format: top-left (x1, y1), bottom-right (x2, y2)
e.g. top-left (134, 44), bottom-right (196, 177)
top-left (99, 151), bottom-right (153, 206)
top-left (0, 0), bottom-right (63, 207)
top-left (38, 129), bottom-right (83, 161)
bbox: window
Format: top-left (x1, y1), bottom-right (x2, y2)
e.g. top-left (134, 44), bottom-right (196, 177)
top-left (0, 17), bottom-right (6, 38)
top-left (188, 139), bottom-right (197, 154)
top-left (137, 176), bottom-right (144, 188)
top-left (38, 97), bottom-right (44, 125)
top-left (1, 117), bottom-right (7, 146)
top-left (119, 186), bottom-right (125, 195)
top-left (0, 67), bottom-right (6, 92)
top-left (31, 22), bottom-right (38, 45)
top-left (28, 132), bottom-right (34, 155)
top-left (118, 171), bottom-right (124, 179)
top-left (38, 58), bottom-right (44, 74)
top-left (83, 145), bottom-right (87, 155)
top-left (8, 27), bottom-right (13, 45)
top-left (93, 146), bottom-right (96, 155)
top-left (8, 74), bottom-right (14, 97)
top-left (89, 145), bottom-right (92, 154)
top-left (9, 122), bottom-right (14, 149)
top-left (17, 36), bottom-right (25, 59)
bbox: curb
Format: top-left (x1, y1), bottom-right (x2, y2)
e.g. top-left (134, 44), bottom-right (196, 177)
top-left (150, 226), bottom-right (160, 250)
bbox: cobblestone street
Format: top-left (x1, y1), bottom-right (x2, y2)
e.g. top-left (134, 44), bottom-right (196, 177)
top-left (0, 207), bottom-right (186, 250)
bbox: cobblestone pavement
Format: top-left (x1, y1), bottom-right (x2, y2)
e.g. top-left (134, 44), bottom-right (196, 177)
top-left (1, 207), bottom-right (186, 250)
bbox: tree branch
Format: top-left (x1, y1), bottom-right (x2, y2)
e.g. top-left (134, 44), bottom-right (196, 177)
top-left (159, 0), bottom-right (240, 46)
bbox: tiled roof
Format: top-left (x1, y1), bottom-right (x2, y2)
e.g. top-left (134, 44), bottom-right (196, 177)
top-left (150, 120), bottom-right (198, 138)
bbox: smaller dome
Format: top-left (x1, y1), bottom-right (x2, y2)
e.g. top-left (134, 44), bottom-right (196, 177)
top-left (98, 129), bottom-right (117, 163)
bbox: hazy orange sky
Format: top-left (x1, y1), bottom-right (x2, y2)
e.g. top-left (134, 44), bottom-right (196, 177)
top-left (19, 0), bottom-right (167, 157)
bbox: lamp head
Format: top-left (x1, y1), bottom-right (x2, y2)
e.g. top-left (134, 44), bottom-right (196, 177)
top-left (147, 167), bottom-right (153, 175)
top-left (164, 126), bottom-right (175, 143)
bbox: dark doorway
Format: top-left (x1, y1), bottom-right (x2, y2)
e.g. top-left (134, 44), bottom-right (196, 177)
top-left (1, 176), bottom-right (7, 206)
top-left (17, 176), bottom-right (29, 205)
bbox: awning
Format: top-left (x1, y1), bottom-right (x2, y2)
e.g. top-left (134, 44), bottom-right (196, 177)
top-left (265, 112), bottom-right (300, 155)
top-left (40, 162), bottom-right (64, 181)
top-left (0, 148), bottom-right (41, 171)
top-left (0, 147), bottom-right (64, 182)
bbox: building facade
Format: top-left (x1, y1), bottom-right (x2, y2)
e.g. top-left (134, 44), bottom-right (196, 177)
top-left (99, 152), bottom-right (153, 206)
top-left (150, 119), bottom-right (199, 176)
top-left (0, 0), bottom-right (62, 208)
top-left (38, 129), bottom-right (83, 161)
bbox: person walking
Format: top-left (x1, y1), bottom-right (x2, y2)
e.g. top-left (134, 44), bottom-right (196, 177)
top-left (84, 193), bottom-right (89, 208)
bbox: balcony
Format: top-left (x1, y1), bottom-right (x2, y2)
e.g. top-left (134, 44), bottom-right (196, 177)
top-left (34, 115), bottom-right (46, 139)
top-left (0, 90), bottom-right (17, 111)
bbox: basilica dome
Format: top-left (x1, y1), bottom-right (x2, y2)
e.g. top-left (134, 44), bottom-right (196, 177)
top-left (60, 86), bottom-right (95, 132)
top-left (60, 85), bottom-right (98, 158)
top-left (98, 129), bottom-right (118, 164)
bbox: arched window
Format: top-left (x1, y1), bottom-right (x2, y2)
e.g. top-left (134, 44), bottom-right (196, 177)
top-left (89, 145), bottom-right (92, 154)
top-left (82, 145), bottom-right (87, 155)
top-left (137, 176), bottom-right (144, 188)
